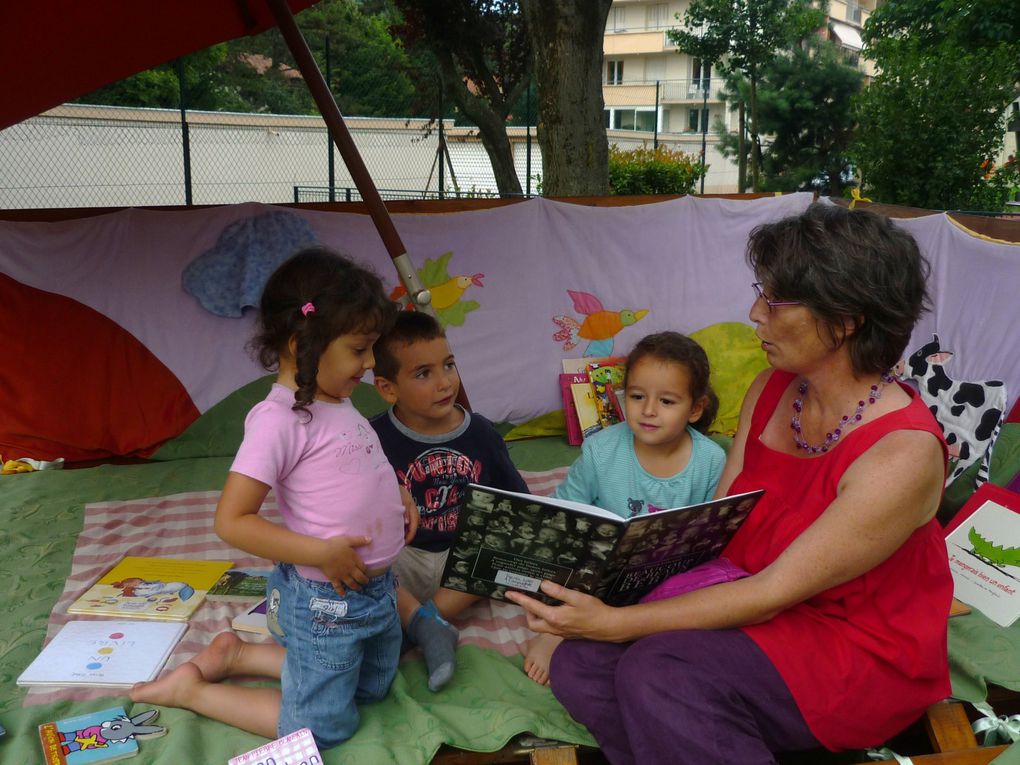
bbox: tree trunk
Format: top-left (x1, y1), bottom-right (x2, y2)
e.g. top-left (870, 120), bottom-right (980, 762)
top-left (434, 55), bottom-right (524, 196)
top-left (520, 0), bottom-right (612, 197)
top-left (749, 67), bottom-right (760, 192)
top-left (738, 100), bottom-right (747, 192)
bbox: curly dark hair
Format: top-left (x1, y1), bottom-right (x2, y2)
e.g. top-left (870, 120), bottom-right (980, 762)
top-left (372, 310), bottom-right (447, 381)
top-left (747, 204), bottom-right (931, 376)
top-left (249, 246), bottom-right (397, 416)
top-left (623, 332), bottom-right (719, 433)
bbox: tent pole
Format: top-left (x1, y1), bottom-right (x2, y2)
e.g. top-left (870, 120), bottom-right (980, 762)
top-left (265, 0), bottom-right (470, 409)
top-left (265, 1), bottom-right (427, 303)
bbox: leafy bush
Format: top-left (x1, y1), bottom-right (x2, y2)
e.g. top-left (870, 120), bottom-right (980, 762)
top-left (608, 145), bottom-right (707, 196)
top-left (960, 155), bottom-right (1020, 212)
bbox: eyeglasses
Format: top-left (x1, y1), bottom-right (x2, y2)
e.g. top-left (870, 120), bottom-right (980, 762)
top-left (752, 282), bottom-right (801, 311)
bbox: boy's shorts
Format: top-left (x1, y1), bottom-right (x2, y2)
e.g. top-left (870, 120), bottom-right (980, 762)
top-left (393, 545), bottom-right (448, 603)
top-left (268, 563), bottom-right (401, 749)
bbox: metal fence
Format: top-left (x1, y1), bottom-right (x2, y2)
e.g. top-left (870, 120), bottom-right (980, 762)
top-left (0, 103), bottom-right (541, 209)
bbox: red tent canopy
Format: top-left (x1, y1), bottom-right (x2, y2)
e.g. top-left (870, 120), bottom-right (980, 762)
top-left (0, 1), bottom-right (319, 131)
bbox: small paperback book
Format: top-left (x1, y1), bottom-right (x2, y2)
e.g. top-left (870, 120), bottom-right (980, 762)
top-left (17, 620), bottom-right (187, 688)
top-left (228, 727), bottom-right (321, 765)
top-left (67, 556), bottom-right (233, 621)
top-left (206, 568), bottom-right (270, 602)
top-left (37, 706), bottom-right (165, 765)
top-left (441, 484), bottom-right (763, 606)
top-left (231, 598), bottom-right (270, 636)
top-left (944, 483), bottom-right (1020, 628)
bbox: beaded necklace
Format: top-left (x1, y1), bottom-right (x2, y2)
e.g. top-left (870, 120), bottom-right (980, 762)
top-left (791, 371), bottom-right (894, 454)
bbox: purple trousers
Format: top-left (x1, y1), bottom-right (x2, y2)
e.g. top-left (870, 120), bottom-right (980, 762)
top-left (550, 629), bottom-right (820, 765)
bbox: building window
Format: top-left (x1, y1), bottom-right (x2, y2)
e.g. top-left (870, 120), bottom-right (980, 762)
top-left (606, 59), bottom-right (624, 85)
top-left (608, 108), bottom-right (658, 133)
top-left (610, 7), bottom-right (626, 32)
top-left (688, 107), bottom-right (709, 133)
top-left (647, 3), bottom-right (669, 30)
top-left (692, 59), bottom-right (712, 92)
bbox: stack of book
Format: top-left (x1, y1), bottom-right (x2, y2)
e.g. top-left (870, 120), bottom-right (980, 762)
top-left (560, 356), bottom-right (627, 445)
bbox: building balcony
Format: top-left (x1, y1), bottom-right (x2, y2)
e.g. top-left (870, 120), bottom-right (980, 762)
top-left (604, 79), bottom-right (721, 109)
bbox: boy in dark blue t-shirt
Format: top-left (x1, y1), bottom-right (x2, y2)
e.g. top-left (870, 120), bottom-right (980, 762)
top-left (371, 311), bottom-right (528, 691)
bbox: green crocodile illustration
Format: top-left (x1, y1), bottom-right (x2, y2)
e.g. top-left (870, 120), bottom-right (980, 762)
top-left (969, 526), bottom-right (1020, 568)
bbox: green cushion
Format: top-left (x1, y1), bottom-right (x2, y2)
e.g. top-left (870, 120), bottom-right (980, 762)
top-left (152, 376), bottom-right (389, 461)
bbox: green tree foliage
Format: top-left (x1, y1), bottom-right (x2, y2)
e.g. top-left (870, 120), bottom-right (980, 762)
top-left (607, 145), bottom-right (706, 196)
top-left (756, 42), bottom-right (862, 194)
top-left (853, 0), bottom-right (1019, 210)
top-left (76, 0), bottom-right (416, 118)
top-left (668, 0), bottom-right (826, 191)
top-left (391, 0), bottom-right (531, 195)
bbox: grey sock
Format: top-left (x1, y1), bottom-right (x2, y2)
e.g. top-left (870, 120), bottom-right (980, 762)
top-left (407, 600), bottom-right (459, 692)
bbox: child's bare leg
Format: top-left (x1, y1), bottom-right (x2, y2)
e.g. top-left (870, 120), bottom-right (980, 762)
top-left (523, 633), bottom-right (563, 686)
top-left (432, 588), bottom-right (480, 620)
top-left (190, 632), bottom-right (285, 682)
top-left (399, 584), bottom-right (458, 692)
top-left (130, 662), bottom-right (280, 738)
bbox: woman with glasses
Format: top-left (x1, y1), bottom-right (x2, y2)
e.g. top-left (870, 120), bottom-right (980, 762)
top-left (508, 204), bottom-right (952, 764)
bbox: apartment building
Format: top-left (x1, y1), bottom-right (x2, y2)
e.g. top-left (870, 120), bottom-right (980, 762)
top-left (603, 0), bottom-right (877, 191)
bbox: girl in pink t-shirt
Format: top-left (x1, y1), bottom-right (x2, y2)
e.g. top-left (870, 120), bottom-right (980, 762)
top-left (132, 247), bottom-right (417, 749)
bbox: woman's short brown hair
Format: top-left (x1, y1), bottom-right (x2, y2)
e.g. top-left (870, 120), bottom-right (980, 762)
top-left (747, 203), bottom-right (931, 376)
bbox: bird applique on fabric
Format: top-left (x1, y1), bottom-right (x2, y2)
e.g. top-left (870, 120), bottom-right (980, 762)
top-left (552, 290), bottom-right (649, 357)
top-left (389, 251), bottom-right (483, 327)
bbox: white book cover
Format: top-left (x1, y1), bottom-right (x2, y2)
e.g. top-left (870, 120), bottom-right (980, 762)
top-left (228, 727), bottom-right (320, 765)
top-left (945, 499), bottom-right (1020, 628)
top-left (17, 620), bottom-right (187, 688)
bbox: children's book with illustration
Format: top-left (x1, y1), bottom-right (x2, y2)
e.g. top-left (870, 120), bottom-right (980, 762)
top-left (17, 620), bottom-right (187, 688)
top-left (944, 483), bottom-right (1020, 628)
top-left (569, 379), bottom-right (603, 441)
top-left (231, 598), bottom-right (270, 636)
top-left (38, 706), bottom-right (165, 764)
top-left (440, 483), bottom-right (764, 606)
top-left (587, 359), bottom-right (626, 429)
top-left (67, 556), bottom-right (233, 621)
top-left (559, 372), bottom-right (587, 446)
top-left (206, 568), bottom-right (270, 602)
top-left (228, 727), bottom-right (321, 765)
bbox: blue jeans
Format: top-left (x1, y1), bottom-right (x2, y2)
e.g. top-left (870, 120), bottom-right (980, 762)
top-left (267, 563), bottom-right (401, 749)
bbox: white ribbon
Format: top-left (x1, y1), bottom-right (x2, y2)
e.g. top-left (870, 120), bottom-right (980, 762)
top-left (867, 747), bottom-right (915, 764)
top-left (972, 701), bottom-right (1020, 747)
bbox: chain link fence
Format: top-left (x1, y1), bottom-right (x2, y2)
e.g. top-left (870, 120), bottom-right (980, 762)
top-left (0, 76), bottom-right (752, 209)
top-left (0, 104), bottom-right (542, 209)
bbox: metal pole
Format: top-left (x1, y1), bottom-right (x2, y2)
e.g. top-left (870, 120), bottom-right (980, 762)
top-left (526, 81), bottom-right (532, 197)
top-left (438, 92), bottom-right (445, 200)
top-left (176, 59), bottom-right (192, 206)
top-left (700, 74), bottom-right (709, 194)
top-left (654, 80), bottom-right (659, 150)
top-left (325, 34), bottom-right (335, 203)
top-left (263, 0), bottom-right (472, 406)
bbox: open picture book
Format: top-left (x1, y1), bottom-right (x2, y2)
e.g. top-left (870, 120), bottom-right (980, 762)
top-left (440, 484), bottom-right (764, 606)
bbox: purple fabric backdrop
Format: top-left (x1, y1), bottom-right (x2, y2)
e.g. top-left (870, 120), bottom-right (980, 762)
top-left (2, 195), bottom-right (1017, 425)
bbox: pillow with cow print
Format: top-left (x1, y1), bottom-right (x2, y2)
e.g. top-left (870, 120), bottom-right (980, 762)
top-left (900, 334), bottom-right (1006, 489)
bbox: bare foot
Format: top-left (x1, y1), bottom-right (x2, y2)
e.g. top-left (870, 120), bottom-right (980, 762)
top-left (130, 661), bottom-right (205, 708)
top-left (523, 633), bottom-right (562, 686)
top-left (189, 632), bottom-right (245, 682)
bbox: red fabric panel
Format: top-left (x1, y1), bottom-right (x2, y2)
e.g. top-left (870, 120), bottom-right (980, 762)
top-left (0, 273), bottom-right (199, 462)
top-left (1007, 397), bottom-right (1020, 424)
top-left (0, 1), bottom-right (319, 129)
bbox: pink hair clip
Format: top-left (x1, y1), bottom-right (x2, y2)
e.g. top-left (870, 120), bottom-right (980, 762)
top-left (301, 302), bottom-right (316, 317)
